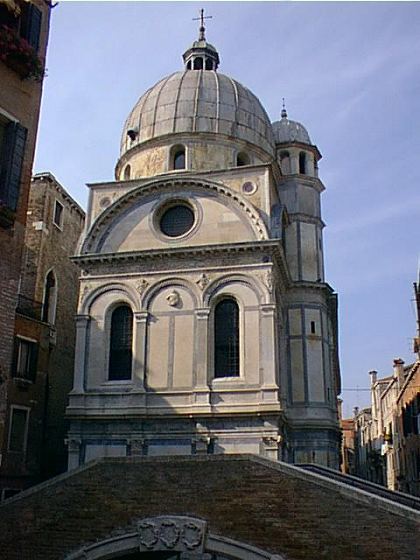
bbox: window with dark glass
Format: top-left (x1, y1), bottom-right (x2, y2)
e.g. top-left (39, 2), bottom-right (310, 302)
top-left (160, 204), bottom-right (194, 237)
top-left (299, 152), bottom-right (306, 174)
top-left (237, 152), bottom-right (250, 167)
top-left (173, 149), bottom-right (185, 170)
top-left (108, 306), bottom-right (133, 380)
top-left (214, 299), bottom-right (239, 377)
top-left (53, 200), bottom-right (63, 228)
top-left (12, 338), bottom-right (38, 382)
top-left (8, 407), bottom-right (29, 453)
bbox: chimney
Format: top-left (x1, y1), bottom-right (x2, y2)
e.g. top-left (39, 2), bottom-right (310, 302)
top-left (393, 358), bottom-right (405, 390)
top-left (369, 370), bottom-right (377, 386)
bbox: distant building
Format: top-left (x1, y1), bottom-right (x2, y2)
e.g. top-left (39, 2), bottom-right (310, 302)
top-left (0, 0), bottom-right (51, 497)
top-left (0, 173), bottom-right (84, 498)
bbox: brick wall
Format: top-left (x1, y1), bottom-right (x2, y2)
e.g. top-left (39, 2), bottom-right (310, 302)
top-left (0, 455), bottom-right (419, 560)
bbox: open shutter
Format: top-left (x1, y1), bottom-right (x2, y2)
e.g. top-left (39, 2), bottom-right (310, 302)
top-left (28, 343), bottom-right (38, 382)
top-left (0, 122), bottom-right (27, 211)
top-left (11, 337), bottom-right (20, 377)
top-left (20, 4), bottom-right (42, 52)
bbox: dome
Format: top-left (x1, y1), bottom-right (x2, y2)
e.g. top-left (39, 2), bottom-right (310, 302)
top-left (272, 116), bottom-right (311, 145)
top-left (120, 70), bottom-right (276, 159)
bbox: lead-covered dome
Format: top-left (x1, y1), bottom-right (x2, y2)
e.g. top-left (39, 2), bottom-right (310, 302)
top-left (272, 114), bottom-right (311, 145)
top-left (120, 70), bottom-right (276, 159)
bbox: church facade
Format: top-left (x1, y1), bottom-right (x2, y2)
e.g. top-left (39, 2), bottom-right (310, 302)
top-left (67, 27), bottom-right (341, 469)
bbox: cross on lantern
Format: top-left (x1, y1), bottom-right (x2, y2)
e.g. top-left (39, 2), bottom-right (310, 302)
top-left (193, 8), bottom-right (212, 41)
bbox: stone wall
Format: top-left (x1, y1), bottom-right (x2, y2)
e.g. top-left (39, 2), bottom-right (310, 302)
top-left (0, 455), bottom-right (418, 560)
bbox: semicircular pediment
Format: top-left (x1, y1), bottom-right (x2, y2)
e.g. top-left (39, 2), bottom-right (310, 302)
top-left (80, 178), bottom-right (269, 255)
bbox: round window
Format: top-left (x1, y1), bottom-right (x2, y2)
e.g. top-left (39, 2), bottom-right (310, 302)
top-left (160, 204), bottom-right (195, 237)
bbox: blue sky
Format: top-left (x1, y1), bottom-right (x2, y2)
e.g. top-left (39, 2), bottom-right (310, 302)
top-left (34, 1), bottom-right (420, 418)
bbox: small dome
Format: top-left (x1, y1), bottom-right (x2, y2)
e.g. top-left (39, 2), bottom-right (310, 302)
top-left (272, 117), bottom-right (311, 145)
top-left (120, 71), bottom-right (276, 159)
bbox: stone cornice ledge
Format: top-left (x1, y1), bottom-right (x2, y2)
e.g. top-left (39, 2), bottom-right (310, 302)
top-left (72, 240), bottom-right (283, 266)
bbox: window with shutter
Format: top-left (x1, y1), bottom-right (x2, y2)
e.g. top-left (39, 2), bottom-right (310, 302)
top-left (19, 3), bottom-right (42, 53)
top-left (0, 120), bottom-right (27, 214)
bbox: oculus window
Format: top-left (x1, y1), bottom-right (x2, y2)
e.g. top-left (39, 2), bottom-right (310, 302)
top-left (214, 299), bottom-right (240, 377)
top-left (160, 204), bottom-right (195, 238)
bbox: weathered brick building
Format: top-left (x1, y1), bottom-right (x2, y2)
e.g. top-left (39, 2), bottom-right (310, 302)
top-left (0, 455), bottom-right (419, 560)
top-left (0, 173), bottom-right (85, 498)
top-left (0, 0), bottom-right (50, 492)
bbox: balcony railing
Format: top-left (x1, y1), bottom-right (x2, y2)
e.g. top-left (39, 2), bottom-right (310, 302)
top-left (16, 294), bottom-right (43, 321)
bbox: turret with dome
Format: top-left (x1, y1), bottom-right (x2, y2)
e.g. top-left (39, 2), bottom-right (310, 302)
top-left (68, 14), bottom-right (341, 471)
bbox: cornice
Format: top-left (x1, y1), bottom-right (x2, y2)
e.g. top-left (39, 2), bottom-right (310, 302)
top-left (73, 240), bottom-right (284, 267)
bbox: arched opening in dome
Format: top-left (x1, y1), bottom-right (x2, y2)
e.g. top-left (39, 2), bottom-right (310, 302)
top-left (299, 152), bottom-right (307, 174)
top-left (187, 61), bottom-right (192, 70)
top-left (170, 145), bottom-right (186, 170)
top-left (193, 57), bottom-right (203, 70)
top-left (124, 164), bottom-right (131, 181)
top-left (205, 59), bottom-right (213, 70)
top-left (280, 151), bottom-right (290, 175)
top-left (237, 152), bottom-right (250, 167)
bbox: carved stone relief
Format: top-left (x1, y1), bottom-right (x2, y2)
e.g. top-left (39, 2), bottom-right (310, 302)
top-left (137, 517), bottom-right (206, 553)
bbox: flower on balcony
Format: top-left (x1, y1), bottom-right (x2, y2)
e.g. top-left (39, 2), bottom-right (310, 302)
top-left (0, 24), bottom-right (44, 81)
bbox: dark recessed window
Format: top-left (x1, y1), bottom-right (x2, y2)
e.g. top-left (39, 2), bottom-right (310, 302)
top-left (12, 338), bottom-right (38, 382)
top-left (193, 57), bottom-right (203, 70)
top-left (160, 205), bottom-right (194, 237)
top-left (8, 407), bottom-right (29, 453)
top-left (214, 299), bottom-right (240, 378)
top-left (53, 200), bottom-right (63, 228)
top-left (299, 152), bottom-right (306, 174)
top-left (109, 306), bottom-right (133, 381)
top-left (237, 152), bottom-right (250, 167)
top-left (173, 149), bottom-right (185, 170)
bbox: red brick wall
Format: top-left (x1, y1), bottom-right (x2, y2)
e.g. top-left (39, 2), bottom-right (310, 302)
top-left (0, 455), bottom-right (419, 560)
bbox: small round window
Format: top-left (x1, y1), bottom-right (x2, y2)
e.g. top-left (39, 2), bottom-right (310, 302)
top-left (160, 204), bottom-right (195, 237)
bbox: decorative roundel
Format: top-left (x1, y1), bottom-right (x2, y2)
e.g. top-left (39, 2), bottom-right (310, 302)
top-left (99, 196), bottom-right (111, 208)
top-left (242, 181), bottom-right (257, 195)
top-left (159, 204), bottom-right (195, 238)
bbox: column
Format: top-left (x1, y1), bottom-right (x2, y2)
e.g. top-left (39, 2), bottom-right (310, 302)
top-left (259, 304), bottom-right (280, 402)
top-left (133, 311), bottom-right (148, 390)
top-left (66, 438), bottom-right (82, 470)
top-left (194, 308), bottom-right (210, 405)
top-left (72, 314), bottom-right (90, 393)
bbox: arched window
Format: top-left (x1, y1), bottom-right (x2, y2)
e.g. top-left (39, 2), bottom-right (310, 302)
top-left (214, 299), bottom-right (239, 378)
top-left (170, 145), bottom-right (186, 170)
top-left (124, 164), bottom-right (131, 180)
top-left (42, 270), bottom-right (57, 324)
top-left (193, 57), bottom-right (203, 70)
top-left (299, 152), bottom-right (306, 174)
top-left (237, 152), bottom-right (250, 167)
top-left (280, 151), bottom-right (290, 175)
top-left (205, 59), bottom-right (213, 70)
top-left (109, 306), bottom-right (133, 381)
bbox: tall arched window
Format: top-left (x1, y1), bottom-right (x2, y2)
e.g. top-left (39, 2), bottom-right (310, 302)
top-left (299, 152), bottom-right (306, 174)
top-left (214, 298), bottom-right (239, 378)
top-left (108, 306), bottom-right (133, 381)
top-left (42, 270), bottom-right (57, 324)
